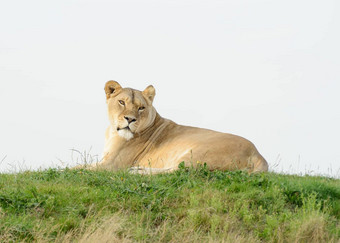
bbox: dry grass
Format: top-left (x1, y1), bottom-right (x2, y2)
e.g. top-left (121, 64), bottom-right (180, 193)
top-left (289, 213), bottom-right (332, 243)
top-left (61, 215), bottom-right (131, 243)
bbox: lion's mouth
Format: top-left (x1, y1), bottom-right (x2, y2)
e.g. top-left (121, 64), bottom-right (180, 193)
top-left (117, 126), bottom-right (134, 140)
top-left (117, 126), bottom-right (132, 132)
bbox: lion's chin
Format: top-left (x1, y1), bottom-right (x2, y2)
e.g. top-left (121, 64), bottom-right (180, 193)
top-left (117, 128), bottom-right (134, 141)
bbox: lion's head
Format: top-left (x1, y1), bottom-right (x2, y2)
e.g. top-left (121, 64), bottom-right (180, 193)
top-left (104, 80), bottom-right (157, 140)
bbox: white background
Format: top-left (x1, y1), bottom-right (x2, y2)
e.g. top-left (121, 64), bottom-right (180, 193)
top-left (1, 0), bottom-right (339, 177)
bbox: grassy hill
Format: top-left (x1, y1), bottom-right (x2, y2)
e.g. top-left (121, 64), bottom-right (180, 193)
top-left (0, 163), bottom-right (339, 242)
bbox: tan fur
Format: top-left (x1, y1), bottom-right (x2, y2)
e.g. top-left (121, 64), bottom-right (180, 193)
top-left (95, 80), bottom-right (268, 173)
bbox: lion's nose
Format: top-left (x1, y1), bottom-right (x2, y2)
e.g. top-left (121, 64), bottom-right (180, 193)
top-left (124, 116), bottom-right (137, 124)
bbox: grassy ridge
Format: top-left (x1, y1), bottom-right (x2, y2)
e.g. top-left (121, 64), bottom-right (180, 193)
top-left (0, 164), bottom-right (339, 242)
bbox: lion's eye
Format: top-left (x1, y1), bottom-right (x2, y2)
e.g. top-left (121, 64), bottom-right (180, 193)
top-left (118, 100), bottom-right (125, 106)
top-left (139, 106), bottom-right (145, 111)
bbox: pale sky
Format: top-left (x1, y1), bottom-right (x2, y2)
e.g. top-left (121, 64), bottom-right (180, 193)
top-left (1, 0), bottom-right (339, 177)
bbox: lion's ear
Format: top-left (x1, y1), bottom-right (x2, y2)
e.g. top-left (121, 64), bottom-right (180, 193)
top-left (143, 85), bottom-right (156, 103)
top-left (104, 80), bottom-right (122, 99)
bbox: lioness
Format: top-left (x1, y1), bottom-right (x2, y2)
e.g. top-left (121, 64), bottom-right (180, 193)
top-left (93, 80), bottom-right (268, 173)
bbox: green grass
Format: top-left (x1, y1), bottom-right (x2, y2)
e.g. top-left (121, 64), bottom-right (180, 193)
top-left (0, 163), bottom-right (339, 242)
